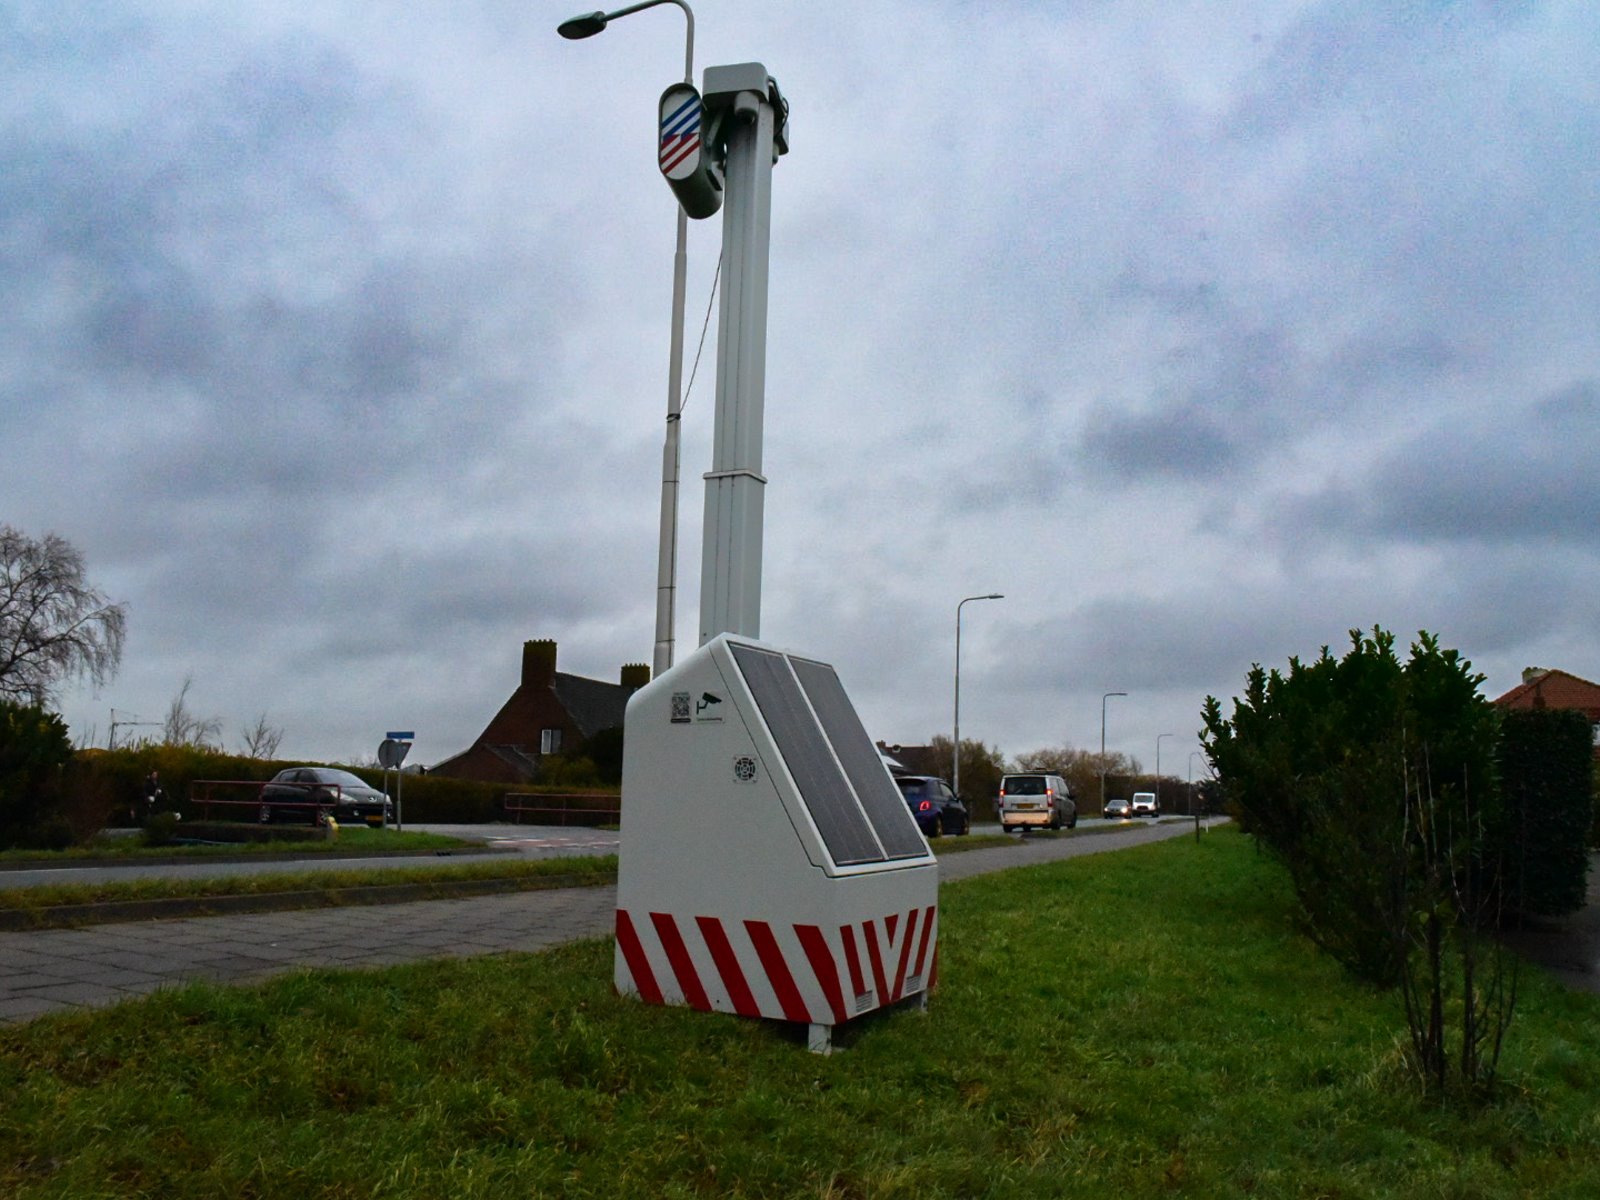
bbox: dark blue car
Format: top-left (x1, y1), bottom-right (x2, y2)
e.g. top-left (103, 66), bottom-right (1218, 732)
top-left (895, 775), bottom-right (970, 838)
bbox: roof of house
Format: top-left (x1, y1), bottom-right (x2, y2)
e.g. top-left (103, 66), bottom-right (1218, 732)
top-left (484, 744), bottom-right (541, 776)
top-left (551, 671), bottom-right (631, 739)
top-left (1492, 668), bottom-right (1600, 719)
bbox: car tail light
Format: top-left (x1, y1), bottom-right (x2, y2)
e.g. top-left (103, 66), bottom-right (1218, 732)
top-left (1046, 787), bottom-right (1054, 798)
top-left (918, 800), bottom-right (932, 812)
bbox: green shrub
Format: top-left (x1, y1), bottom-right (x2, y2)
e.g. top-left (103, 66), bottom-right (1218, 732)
top-left (1204, 628), bottom-right (1517, 1099)
top-left (585, 726), bottom-right (624, 785)
top-left (1496, 707), bottom-right (1594, 916)
top-left (1203, 628), bottom-right (1499, 985)
top-left (0, 701), bottom-right (75, 850)
top-left (142, 812), bottom-right (183, 847)
top-left (364, 772), bottom-right (505, 823)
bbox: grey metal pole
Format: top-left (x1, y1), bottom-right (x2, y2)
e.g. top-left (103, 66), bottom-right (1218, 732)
top-left (1189, 750), bottom-right (1202, 839)
top-left (1100, 691), bottom-right (1126, 815)
top-left (953, 594), bottom-right (1003, 804)
top-left (699, 67), bottom-right (779, 644)
top-left (654, 202), bottom-right (688, 675)
top-left (1156, 732), bottom-right (1173, 813)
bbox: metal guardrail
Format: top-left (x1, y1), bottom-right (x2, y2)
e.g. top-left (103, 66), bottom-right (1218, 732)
top-left (503, 792), bottom-right (620, 826)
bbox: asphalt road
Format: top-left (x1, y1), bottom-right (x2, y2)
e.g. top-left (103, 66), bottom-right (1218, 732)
top-left (0, 819), bottom-right (1192, 891)
top-left (0, 824), bottom-right (621, 891)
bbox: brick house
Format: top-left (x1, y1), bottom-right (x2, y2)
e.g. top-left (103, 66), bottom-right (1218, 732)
top-left (431, 640), bottom-right (650, 783)
top-left (1492, 667), bottom-right (1600, 759)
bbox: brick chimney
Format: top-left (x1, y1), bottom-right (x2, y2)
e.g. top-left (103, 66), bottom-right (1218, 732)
top-left (522, 639), bottom-right (557, 691)
top-left (619, 663), bottom-right (651, 690)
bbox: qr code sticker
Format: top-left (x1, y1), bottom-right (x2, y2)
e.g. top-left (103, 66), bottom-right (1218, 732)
top-left (733, 755), bottom-right (758, 784)
top-left (670, 692), bottom-right (691, 723)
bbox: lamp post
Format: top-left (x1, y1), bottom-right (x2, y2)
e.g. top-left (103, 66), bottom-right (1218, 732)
top-left (953, 593), bottom-right (1003, 804)
top-left (1189, 749), bottom-right (1204, 839)
top-left (1100, 691), bottom-right (1127, 815)
top-left (1155, 732), bottom-right (1174, 814)
top-left (559, 1), bottom-right (695, 677)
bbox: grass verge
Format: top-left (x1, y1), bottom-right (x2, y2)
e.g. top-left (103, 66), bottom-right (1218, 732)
top-left (0, 854), bottom-right (619, 920)
top-left (0, 826), bottom-right (470, 863)
top-left (2, 828), bottom-right (1597, 1197)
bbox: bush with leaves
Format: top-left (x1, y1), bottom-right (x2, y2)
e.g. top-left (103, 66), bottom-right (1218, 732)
top-left (1203, 628), bottom-right (1498, 982)
top-left (1204, 628), bottom-right (1516, 1098)
top-left (927, 735), bottom-right (1005, 813)
top-left (0, 700), bottom-right (75, 849)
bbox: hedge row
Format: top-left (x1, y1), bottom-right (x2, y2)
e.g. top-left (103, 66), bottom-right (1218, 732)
top-left (1496, 708), bottom-right (1596, 916)
top-left (52, 747), bottom-right (617, 839)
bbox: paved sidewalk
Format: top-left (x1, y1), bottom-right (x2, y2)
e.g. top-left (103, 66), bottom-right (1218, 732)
top-left (0, 821), bottom-right (1208, 1025)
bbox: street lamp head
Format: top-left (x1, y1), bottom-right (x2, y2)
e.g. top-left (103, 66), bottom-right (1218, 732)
top-left (985, 593), bottom-right (1003, 600)
top-left (557, 11), bottom-right (608, 38)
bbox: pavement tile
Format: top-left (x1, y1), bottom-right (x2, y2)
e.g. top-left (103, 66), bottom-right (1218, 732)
top-left (26, 982), bottom-right (131, 1007)
top-left (68, 950), bottom-right (172, 973)
top-left (3, 972), bottom-right (73, 992)
top-left (0, 994), bottom-right (67, 1021)
top-left (105, 975), bottom-right (175, 996)
top-left (0, 946), bottom-right (69, 972)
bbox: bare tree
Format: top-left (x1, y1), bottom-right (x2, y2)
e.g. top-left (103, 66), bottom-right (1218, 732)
top-left (0, 525), bottom-right (127, 707)
top-left (241, 713), bottom-right (284, 761)
top-left (163, 675), bottom-right (223, 748)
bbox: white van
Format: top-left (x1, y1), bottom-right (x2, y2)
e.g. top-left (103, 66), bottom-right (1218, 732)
top-left (1130, 791), bottom-right (1159, 818)
top-left (998, 773), bottom-right (1077, 833)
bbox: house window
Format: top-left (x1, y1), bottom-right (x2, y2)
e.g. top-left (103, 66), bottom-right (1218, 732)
top-left (540, 728), bottom-right (563, 755)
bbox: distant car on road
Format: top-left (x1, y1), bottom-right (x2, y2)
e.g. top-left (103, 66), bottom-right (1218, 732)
top-left (1103, 797), bottom-right (1132, 820)
top-left (1130, 791), bottom-right (1160, 818)
top-left (260, 767), bottom-right (392, 828)
top-left (895, 775), bottom-right (970, 838)
top-left (998, 772), bottom-right (1077, 832)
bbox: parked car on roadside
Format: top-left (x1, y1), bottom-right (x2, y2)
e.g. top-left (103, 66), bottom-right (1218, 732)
top-left (1103, 797), bottom-right (1132, 820)
top-left (998, 772), bottom-right (1077, 833)
top-left (259, 767), bottom-right (392, 827)
top-left (895, 775), bottom-right (970, 838)
top-left (1130, 791), bottom-right (1160, 818)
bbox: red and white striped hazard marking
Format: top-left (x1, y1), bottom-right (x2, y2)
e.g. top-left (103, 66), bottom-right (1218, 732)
top-left (616, 906), bottom-right (939, 1026)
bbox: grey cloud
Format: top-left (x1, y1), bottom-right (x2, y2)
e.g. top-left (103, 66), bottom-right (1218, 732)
top-left (1285, 381), bottom-right (1600, 546)
top-left (8, 2), bottom-right (1598, 766)
top-left (1079, 405), bottom-right (1237, 479)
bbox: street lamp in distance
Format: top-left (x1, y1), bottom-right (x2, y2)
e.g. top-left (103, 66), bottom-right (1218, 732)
top-left (1100, 691), bottom-right (1127, 815)
top-left (1156, 732), bottom-right (1174, 813)
top-left (953, 593), bottom-right (1004, 805)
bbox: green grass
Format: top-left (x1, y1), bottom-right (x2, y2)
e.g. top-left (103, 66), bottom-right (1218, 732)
top-left (3, 828), bottom-right (1597, 1197)
top-left (928, 833), bottom-right (1014, 853)
top-left (0, 826), bottom-right (471, 862)
top-left (935, 821), bottom-right (1150, 854)
top-left (0, 854), bottom-right (619, 914)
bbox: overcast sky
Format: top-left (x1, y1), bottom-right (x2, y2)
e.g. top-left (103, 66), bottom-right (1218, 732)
top-left (5, 1), bottom-right (1597, 777)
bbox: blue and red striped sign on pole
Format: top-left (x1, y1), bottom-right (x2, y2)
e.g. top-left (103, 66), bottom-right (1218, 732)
top-left (659, 90), bottom-right (702, 179)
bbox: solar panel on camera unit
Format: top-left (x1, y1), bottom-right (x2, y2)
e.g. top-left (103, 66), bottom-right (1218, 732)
top-left (730, 643), bottom-right (885, 866)
top-left (789, 655), bottom-right (928, 860)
